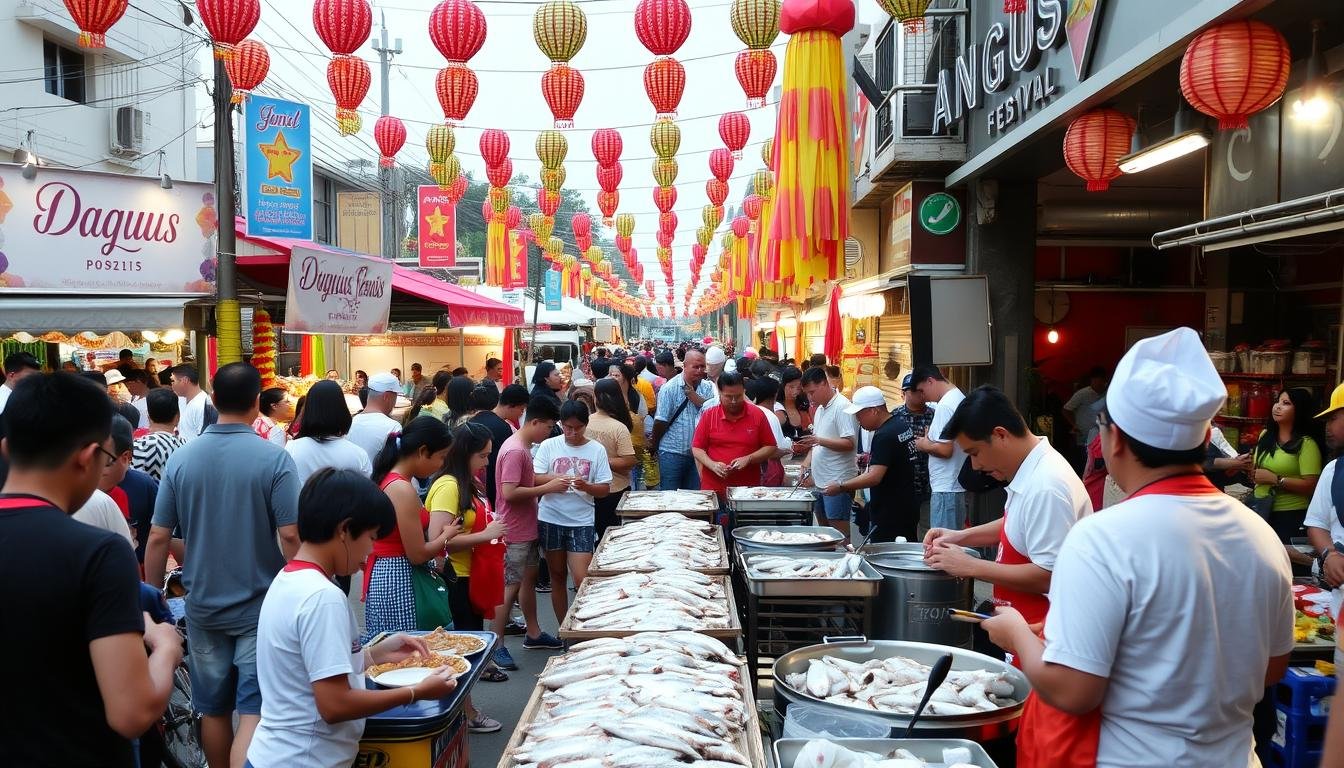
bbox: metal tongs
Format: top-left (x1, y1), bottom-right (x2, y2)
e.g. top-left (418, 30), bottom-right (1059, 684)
top-left (789, 467), bottom-right (811, 494)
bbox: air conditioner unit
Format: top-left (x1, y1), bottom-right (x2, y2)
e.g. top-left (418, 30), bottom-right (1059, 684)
top-left (110, 106), bottom-right (145, 156)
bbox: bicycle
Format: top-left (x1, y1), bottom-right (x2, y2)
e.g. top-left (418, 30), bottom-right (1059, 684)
top-left (151, 568), bottom-right (206, 768)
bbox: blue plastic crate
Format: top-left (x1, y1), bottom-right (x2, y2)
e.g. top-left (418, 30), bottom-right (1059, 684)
top-left (1275, 666), bottom-right (1335, 718)
top-left (1266, 740), bottom-right (1322, 768)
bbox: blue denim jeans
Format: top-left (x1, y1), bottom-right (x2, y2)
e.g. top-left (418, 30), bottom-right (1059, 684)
top-left (186, 623), bottom-right (261, 716)
top-left (658, 450), bottom-right (700, 491)
top-left (930, 491), bottom-right (967, 531)
top-left (813, 489), bottom-right (854, 521)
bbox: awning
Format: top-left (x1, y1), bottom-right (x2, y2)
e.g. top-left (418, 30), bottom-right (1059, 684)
top-left (234, 220), bottom-right (524, 327)
top-left (0, 297), bottom-right (192, 333)
top-left (1152, 188), bottom-right (1344, 252)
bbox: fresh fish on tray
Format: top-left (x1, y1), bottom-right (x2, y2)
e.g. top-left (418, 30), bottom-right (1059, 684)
top-left (790, 739), bottom-right (978, 768)
top-left (746, 553), bottom-right (866, 579)
top-left (744, 529), bottom-right (837, 545)
top-left (509, 631), bottom-right (754, 767)
top-left (596, 513), bottom-right (721, 570)
top-left (729, 486), bottom-right (814, 501)
top-left (570, 569), bottom-right (731, 630)
top-left (782, 655), bottom-right (1018, 716)
top-left (619, 490), bottom-right (719, 511)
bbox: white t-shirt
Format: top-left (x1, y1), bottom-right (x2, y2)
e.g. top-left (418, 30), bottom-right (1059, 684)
top-left (1001, 438), bottom-right (1092, 571)
top-left (1305, 458), bottom-right (1344, 619)
top-left (72, 490), bottom-right (134, 546)
top-left (532, 436), bottom-right (613, 528)
top-left (285, 437), bottom-right (373, 486)
top-left (0, 382), bottom-right (11, 414)
top-left (130, 397), bottom-right (149, 430)
top-left (346, 411), bottom-right (401, 470)
top-left (178, 391), bottom-right (210, 442)
top-left (756, 403), bottom-right (791, 453)
top-left (1064, 386), bottom-right (1103, 445)
top-left (248, 567), bottom-right (364, 768)
top-left (926, 386), bottom-right (966, 493)
top-left (1043, 490), bottom-right (1294, 767)
top-left (810, 393), bottom-right (858, 486)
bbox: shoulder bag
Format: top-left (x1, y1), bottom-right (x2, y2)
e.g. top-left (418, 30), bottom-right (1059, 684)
top-left (411, 564), bottom-right (455, 631)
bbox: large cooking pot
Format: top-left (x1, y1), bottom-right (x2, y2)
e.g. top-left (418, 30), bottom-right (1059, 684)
top-left (772, 638), bottom-right (1029, 740)
top-left (863, 543), bottom-right (978, 647)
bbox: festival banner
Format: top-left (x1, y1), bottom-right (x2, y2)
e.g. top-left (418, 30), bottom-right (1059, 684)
top-left (244, 95), bottom-right (313, 239)
top-left (336, 191), bottom-right (382, 256)
top-left (284, 245), bottom-right (392, 335)
top-left (417, 185), bottom-right (456, 268)
top-left (0, 164), bottom-right (217, 294)
top-left (504, 229), bottom-right (529, 290)
top-left (544, 269), bottom-right (562, 310)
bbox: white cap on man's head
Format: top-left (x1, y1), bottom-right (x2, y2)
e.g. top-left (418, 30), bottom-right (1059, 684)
top-left (103, 369), bottom-right (126, 386)
top-left (367, 372), bottom-right (400, 393)
top-left (705, 346), bottom-right (727, 365)
top-left (844, 386), bottom-right (887, 414)
top-left (1107, 327), bottom-right (1225, 451)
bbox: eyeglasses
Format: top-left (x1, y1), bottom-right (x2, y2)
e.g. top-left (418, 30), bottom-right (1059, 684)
top-left (95, 445), bottom-right (120, 467)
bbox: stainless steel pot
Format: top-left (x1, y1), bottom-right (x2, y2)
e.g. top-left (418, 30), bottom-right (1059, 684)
top-left (863, 543), bottom-right (978, 648)
top-left (772, 638), bottom-right (1029, 740)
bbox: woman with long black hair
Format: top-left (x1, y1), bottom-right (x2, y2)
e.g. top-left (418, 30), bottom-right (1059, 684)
top-left (530, 361), bottom-right (564, 407)
top-left (588, 379), bottom-right (638, 540)
top-left (776, 365), bottom-right (813, 442)
top-left (445, 375), bottom-right (478, 428)
top-left (607, 362), bottom-right (648, 489)
top-left (1251, 387), bottom-right (1324, 562)
top-left (402, 386), bottom-right (438, 426)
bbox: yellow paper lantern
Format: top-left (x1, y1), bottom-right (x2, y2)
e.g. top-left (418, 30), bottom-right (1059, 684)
top-left (533, 0), bottom-right (587, 65)
top-left (652, 158), bottom-right (679, 187)
top-left (541, 165), bottom-right (567, 192)
top-left (649, 119), bottom-right (681, 160)
top-left (615, 213), bottom-right (635, 238)
top-left (536, 130), bottom-right (568, 170)
top-left (426, 124), bottom-right (455, 164)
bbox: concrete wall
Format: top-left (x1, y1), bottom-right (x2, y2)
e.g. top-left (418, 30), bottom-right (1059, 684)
top-left (0, 0), bottom-right (198, 181)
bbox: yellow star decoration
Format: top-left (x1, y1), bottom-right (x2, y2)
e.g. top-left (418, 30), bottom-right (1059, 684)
top-left (424, 206), bottom-right (450, 237)
top-left (259, 132), bottom-right (302, 183)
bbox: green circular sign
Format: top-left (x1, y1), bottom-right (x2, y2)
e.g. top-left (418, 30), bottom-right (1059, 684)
top-left (919, 192), bottom-right (961, 236)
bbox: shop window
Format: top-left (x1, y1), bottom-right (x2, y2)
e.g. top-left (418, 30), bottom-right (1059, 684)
top-left (313, 177), bottom-right (332, 244)
top-left (44, 39), bottom-right (87, 104)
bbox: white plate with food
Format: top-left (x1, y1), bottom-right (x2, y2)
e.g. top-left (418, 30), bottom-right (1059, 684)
top-left (421, 627), bottom-right (489, 656)
top-left (368, 653), bottom-right (470, 688)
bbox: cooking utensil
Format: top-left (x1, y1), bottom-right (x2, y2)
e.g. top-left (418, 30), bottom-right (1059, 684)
top-left (789, 467), bottom-right (812, 493)
top-left (903, 652), bottom-right (954, 738)
top-left (949, 609), bottom-right (992, 623)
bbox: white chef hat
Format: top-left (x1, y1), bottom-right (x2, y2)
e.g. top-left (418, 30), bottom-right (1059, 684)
top-left (1107, 327), bottom-right (1226, 451)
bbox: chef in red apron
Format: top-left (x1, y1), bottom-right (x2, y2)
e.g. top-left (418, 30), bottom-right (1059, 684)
top-left (983, 328), bottom-right (1294, 768)
top-left (923, 384), bottom-right (1095, 767)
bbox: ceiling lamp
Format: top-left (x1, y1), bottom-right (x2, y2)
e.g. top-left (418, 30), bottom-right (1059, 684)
top-left (1291, 20), bottom-right (1331, 123)
top-left (1118, 98), bottom-right (1208, 174)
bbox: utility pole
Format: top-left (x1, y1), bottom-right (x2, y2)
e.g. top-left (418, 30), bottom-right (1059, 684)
top-left (372, 11), bottom-right (403, 261)
top-left (213, 57), bottom-right (242, 366)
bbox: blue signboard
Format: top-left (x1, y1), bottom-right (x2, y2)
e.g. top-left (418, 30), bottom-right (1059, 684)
top-left (544, 270), bottom-right (562, 311)
top-left (244, 95), bottom-right (313, 239)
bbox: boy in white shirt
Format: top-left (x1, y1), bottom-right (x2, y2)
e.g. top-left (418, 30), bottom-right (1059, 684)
top-left (247, 468), bottom-right (456, 768)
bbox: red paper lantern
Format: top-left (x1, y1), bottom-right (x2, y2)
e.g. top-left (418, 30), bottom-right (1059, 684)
top-left (538, 189), bottom-right (561, 217)
top-left (660, 211), bottom-right (678, 233)
top-left (327, 55), bottom-right (371, 134)
top-left (196, 0), bottom-right (260, 58)
top-left (482, 200), bottom-right (493, 221)
top-left (487, 158), bottom-right (513, 187)
top-left (479, 129), bottom-right (509, 167)
top-left (653, 185), bottom-right (677, 213)
top-left (591, 128), bottom-right (623, 166)
top-left (706, 179), bottom-right (729, 207)
top-left (734, 49), bottom-right (775, 108)
top-left (657, 230), bottom-right (675, 248)
top-left (541, 64), bottom-right (584, 128)
top-left (597, 191), bottom-right (619, 225)
top-left (743, 193), bottom-right (762, 220)
top-left (429, 0), bottom-right (487, 64)
top-left (506, 206), bottom-right (522, 229)
top-left (718, 112), bottom-right (750, 158)
top-left (63, 0), bottom-right (129, 48)
top-left (447, 174), bottom-right (469, 204)
top-left (225, 38), bottom-right (269, 103)
top-left (435, 66), bottom-right (478, 123)
top-left (644, 58), bottom-right (686, 119)
top-left (732, 215), bottom-right (750, 238)
top-left (373, 115), bottom-right (406, 168)
top-left (1062, 108), bottom-right (1135, 192)
top-left (312, 0), bottom-right (372, 56)
top-left (596, 162), bottom-right (623, 193)
top-left (709, 148), bottom-right (734, 183)
top-left (1179, 19), bottom-right (1290, 131)
top-left (576, 234), bottom-right (592, 252)
top-left (571, 213), bottom-right (592, 239)
top-left (634, 0), bottom-right (692, 57)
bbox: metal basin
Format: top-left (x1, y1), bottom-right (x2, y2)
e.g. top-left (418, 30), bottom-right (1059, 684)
top-left (734, 525), bottom-right (844, 552)
top-left (772, 638), bottom-right (1029, 736)
top-left (774, 738), bottom-right (998, 768)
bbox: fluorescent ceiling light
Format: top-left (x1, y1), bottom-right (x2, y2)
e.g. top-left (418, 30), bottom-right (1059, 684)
top-left (1118, 129), bottom-right (1209, 174)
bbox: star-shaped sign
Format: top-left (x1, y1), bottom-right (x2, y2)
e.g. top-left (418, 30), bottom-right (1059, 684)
top-left (424, 206), bottom-right (450, 237)
top-left (259, 131), bottom-right (302, 183)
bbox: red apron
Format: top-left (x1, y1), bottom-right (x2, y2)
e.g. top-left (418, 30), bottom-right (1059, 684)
top-left (466, 493), bottom-right (506, 617)
top-left (1002, 494), bottom-right (1101, 768)
top-left (1016, 473), bottom-right (1220, 768)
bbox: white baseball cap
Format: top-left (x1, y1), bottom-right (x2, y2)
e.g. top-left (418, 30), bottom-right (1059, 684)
top-left (844, 385), bottom-right (887, 414)
top-left (103, 369), bottom-right (126, 386)
top-left (367, 372), bottom-right (400, 393)
top-left (705, 346), bottom-right (727, 365)
top-left (1107, 327), bottom-right (1225, 450)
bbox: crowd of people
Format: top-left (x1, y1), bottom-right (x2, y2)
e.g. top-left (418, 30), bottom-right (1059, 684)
top-left (6, 324), bottom-right (1344, 768)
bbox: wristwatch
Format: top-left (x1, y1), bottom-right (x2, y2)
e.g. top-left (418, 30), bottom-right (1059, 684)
top-left (1276, 475), bottom-right (1287, 489)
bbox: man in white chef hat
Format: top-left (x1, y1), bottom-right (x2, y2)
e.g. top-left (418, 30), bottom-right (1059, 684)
top-left (983, 327), bottom-right (1293, 768)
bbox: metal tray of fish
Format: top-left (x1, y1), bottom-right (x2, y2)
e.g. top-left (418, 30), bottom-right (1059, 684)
top-left (495, 632), bottom-right (766, 768)
top-left (733, 525), bottom-right (846, 552)
top-left (727, 485), bottom-right (817, 512)
top-left (615, 489), bottom-right (720, 518)
top-left (773, 738), bottom-right (998, 768)
top-left (773, 639), bottom-right (1030, 728)
top-left (558, 573), bottom-right (743, 641)
top-left (739, 551), bottom-right (882, 597)
top-left (589, 524), bottom-right (729, 576)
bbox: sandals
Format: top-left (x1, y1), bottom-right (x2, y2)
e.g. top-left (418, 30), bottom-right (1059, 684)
top-left (479, 665), bottom-right (509, 683)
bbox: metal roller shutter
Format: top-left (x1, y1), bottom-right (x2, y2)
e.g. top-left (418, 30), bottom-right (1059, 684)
top-left (877, 288), bottom-right (912, 408)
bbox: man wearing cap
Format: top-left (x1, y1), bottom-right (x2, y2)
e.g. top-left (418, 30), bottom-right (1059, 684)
top-left (982, 328), bottom-right (1293, 768)
top-left (1305, 381), bottom-right (1344, 679)
top-left (347, 373), bottom-right (403, 469)
top-left (895, 372), bottom-right (935, 537)
top-left (705, 346), bottom-right (728, 389)
top-left (823, 386), bottom-right (918, 542)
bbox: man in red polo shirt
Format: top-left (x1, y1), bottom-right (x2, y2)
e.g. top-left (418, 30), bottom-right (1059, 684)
top-left (691, 372), bottom-right (778, 499)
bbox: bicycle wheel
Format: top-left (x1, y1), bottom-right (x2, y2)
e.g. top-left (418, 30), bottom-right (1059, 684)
top-left (161, 665), bottom-right (206, 768)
